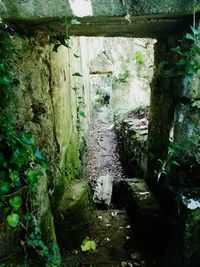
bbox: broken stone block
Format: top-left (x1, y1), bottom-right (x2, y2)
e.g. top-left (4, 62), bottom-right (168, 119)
top-left (93, 175), bottom-right (113, 206)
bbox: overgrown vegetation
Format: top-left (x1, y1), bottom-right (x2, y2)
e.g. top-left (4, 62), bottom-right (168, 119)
top-left (158, 26), bottom-right (200, 80)
top-left (0, 20), bottom-right (61, 266)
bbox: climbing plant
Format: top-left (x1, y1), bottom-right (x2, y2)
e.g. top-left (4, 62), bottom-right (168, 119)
top-left (158, 26), bottom-right (200, 80)
top-left (0, 19), bottom-right (61, 266)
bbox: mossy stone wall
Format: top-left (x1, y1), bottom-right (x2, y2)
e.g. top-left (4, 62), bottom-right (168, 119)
top-left (0, 30), bottom-right (92, 259)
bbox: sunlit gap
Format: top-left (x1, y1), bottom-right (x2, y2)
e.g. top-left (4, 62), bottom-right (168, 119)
top-left (69, 0), bottom-right (93, 17)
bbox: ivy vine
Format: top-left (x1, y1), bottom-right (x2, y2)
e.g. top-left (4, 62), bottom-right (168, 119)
top-left (158, 26), bottom-right (200, 81)
top-left (0, 20), bottom-right (61, 266)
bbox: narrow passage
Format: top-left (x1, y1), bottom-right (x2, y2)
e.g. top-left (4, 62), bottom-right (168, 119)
top-left (81, 105), bottom-right (148, 267)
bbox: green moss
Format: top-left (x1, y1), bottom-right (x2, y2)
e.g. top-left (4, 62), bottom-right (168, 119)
top-left (65, 135), bottom-right (81, 182)
top-left (40, 206), bottom-right (57, 245)
top-left (53, 135), bottom-right (82, 207)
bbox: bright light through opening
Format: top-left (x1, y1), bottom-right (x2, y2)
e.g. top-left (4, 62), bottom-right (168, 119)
top-left (69, 0), bottom-right (93, 17)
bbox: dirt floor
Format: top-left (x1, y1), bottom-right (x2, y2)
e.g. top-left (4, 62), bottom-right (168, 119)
top-left (83, 105), bottom-right (126, 193)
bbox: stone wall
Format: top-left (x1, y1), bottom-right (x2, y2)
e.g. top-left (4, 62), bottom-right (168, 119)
top-left (0, 30), bottom-right (93, 259)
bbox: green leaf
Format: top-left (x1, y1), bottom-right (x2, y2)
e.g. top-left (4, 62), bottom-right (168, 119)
top-left (9, 196), bottom-right (22, 210)
top-left (176, 59), bottom-right (186, 66)
top-left (172, 160), bottom-right (181, 166)
top-left (21, 133), bottom-right (34, 146)
top-left (168, 146), bottom-right (176, 155)
top-left (185, 33), bottom-right (195, 42)
top-left (9, 169), bottom-right (20, 182)
top-left (34, 148), bottom-right (45, 161)
top-left (0, 182), bottom-right (10, 195)
top-left (0, 75), bottom-right (12, 85)
top-left (72, 72), bottom-right (82, 77)
top-left (191, 26), bottom-right (199, 35)
top-left (158, 159), bottom-right (164, 165)
top-left (79, 111), bottom-right (86, 118)
top-left (171, 46), bottom-right (182, 54)
top-left (81, 237), bottom-right (96, 252)
top-left (71, 19), bottom-right (81, 25)
top-left (40, 161), bottom-right (48, 170)
top-left (27, 169), bottom-right (41, 184)
top-left (6, 213), bottom-right (20, 227)
top-left (193, 46), bottom-right (200, 55)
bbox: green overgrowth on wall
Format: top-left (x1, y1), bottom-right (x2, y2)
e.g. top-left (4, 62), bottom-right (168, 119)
top-left (0, 20), bottom-right (61, 266)
top-left (158, 26), bottom-right (200, 80)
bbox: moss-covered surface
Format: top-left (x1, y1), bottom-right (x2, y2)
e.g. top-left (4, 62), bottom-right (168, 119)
top-left (54, 180), bottom-right (93, 250)
top-left (53, 135), bottom-right (82, 208)
top-left (65, 135), bottom-right (82, 182)
top-left (40, 206), bottom-right (57, 245)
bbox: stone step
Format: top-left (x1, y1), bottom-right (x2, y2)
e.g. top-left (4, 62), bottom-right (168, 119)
top-left (123, 178), bottom-right (161, 215)
top-left (121, 178), bottom-right (170, 257)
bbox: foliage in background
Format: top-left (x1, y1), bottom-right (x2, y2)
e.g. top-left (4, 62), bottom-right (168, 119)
top-left (0, 20), bottom-right (60, 266)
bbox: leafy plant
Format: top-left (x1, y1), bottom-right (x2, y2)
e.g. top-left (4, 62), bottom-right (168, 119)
top-left (81, 237), bottom-right (96, 252)
top-left (0, 20), bottom-right (61, 265)
top-left (72, 72), bottom-right (83, 77)
top-left (118, 70), bottom-right (129, 83)
top-left (50, 16), bottom-right (81, 52)
top-left (135, 51), bottom-right (145, 64)
top-left (158, 26), bottom-right (200, 81)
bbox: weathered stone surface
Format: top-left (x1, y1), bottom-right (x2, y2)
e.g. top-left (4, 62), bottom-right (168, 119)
top-left (124, 178), bottom-right (161, 214)
top-left (1, 31), bottom-right (93, 257)
top-left (117, 107), bottom-right (148, 178)
top-left (1, 0), bottom-right (199, 21)
top-left (93, 175), bottom-right (113, 206)
top-left (1, 1), bottom-right (197, 38)
top-left (174, 103), bottom-right (200, 162)
top-left (122, 178), bottom-right (170, 265)
top-left (167, 188), bottom-right (200, 267)
top-left (181, 73), bottom-right (200, 99)
top-left (54, 180), bottom-right (93, 249)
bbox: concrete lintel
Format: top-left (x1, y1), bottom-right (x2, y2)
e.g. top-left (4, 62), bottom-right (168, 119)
top-left (0, 0), bottom-right (200, 22)
top-left (69, 16), bottom-right (192, 38)
top-left (9, 15), bottom-right (193, 38)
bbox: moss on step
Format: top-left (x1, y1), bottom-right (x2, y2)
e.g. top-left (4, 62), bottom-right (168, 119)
top-left (54, 180), bottom-right (93, 250)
